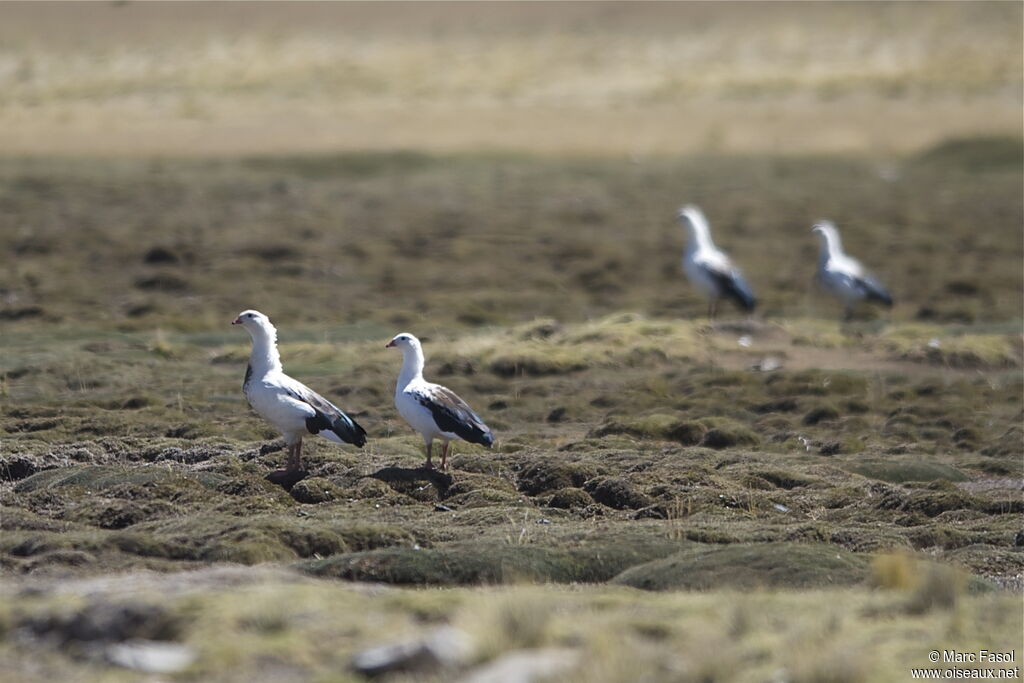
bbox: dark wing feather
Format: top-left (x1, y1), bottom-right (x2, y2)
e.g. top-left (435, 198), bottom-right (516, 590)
top-left (414, 386), bottom-right (493, 448)
top-left (855, 274), bottom-right (893, 307)
top-left (286, 382), bottom-right (367, 447)
top-left (706, 266), bottom-right (757, 311)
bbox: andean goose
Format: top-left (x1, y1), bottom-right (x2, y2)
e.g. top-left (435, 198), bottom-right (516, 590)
top-left (386, 333), bottom-right (493, 470)
top-left (232, 310), bottom-right (366, 474)
top-left (678, 205), bottom-right (757, 318)
top-left (812, 221), bottom-right (893, 320)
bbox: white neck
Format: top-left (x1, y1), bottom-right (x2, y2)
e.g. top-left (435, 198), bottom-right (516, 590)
top-left (246, 324), bottom-right (282, 375)
top-left (819, 230), bottom-right (844, 262)
top-left (397, 344), bottom-right (425, 392)
top-left (682, 213), bottom-right (714, 252)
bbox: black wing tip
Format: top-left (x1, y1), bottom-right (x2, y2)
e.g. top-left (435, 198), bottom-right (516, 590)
top-left (306, 411), bottom-right (369, 448)
top-left (859, 278), bottom-right (893, 307)
top-left (711, 270), bottom-right (757, 312)
top-left (336, 418), bottom-right (368, 448)
top-left (454, 426), bottom-right (493, 448)
top-left (727, 283), bottom-right (757, 312)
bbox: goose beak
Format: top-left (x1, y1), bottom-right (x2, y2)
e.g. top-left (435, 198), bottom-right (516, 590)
top-left (385, 340), bottom-right (396, 348)
top-left (231, 317), bottom-right (242, 325)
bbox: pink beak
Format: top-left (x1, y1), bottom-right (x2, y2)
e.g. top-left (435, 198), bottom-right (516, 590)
top-left (385, 340), bottom-right (396, 348)
top-left (231, 317), bottom-right (242, 325)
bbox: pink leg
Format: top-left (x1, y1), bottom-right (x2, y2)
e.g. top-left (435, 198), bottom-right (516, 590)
top-left (440, 442), bottom-right (450, 471)
top-left (423, 440), bottom-right (435, 469)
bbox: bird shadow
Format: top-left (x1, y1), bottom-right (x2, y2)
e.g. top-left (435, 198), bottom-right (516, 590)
top-left (265, 469), bottom-right (308, 491)
top-left (368, 466), bottom-right (454, 497)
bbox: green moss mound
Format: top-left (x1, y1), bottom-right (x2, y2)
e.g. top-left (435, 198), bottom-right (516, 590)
top-left (590, 414), bottom-right (706, 445)
top-left (14, 465), bottom-right (227, 494)
top-left (843, 460), bottom-right (969, 484)
top-left (584, 478), bottom-right (651, 510)
top-left (803, 404), bottom-right (840, 425)
top-left (915, 135), bottom-right (1024, 171)
top-left (547, 488), bottom-right (593, 509)
top-left (487, 349), bottom-right (588, 377)
top-left (290, 477), bottom-right (340, 504)
top-left (611, 542), bottom-right (871, 591)
top-left (516, 461), bottom-right (598, 496)
top-left (699, 422), bottom-right (760, 449)
top-left (299, 540), bottom-right (682, 586)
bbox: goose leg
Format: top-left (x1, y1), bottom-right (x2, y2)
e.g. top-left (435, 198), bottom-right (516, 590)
top-left (292, 438), bottom-right (303, 471)
top-left (423, 439), bottom-right (434, 470)
top-left (440, 442), bottom-right (450, 471)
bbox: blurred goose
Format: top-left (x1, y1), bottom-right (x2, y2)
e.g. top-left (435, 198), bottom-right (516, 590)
top-left (232, 310), bottom-right (366, 474)
top-left (678, 205), bottom-right (757, 318)
top-left (812, 221), bottom-right (893, 320)
top-left (386, 333), bottom-right (493, 470)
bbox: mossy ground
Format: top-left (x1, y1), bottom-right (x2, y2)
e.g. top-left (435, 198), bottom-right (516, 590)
top-left (2, 312), bottom-right (1021, 677)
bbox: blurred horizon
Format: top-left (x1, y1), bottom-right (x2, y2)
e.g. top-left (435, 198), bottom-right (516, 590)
top-left (0, 0), bottom-right (1020, 158)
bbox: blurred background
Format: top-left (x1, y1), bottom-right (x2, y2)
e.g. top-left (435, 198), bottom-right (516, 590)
top-left (0, 1), bottom-right (1020, 333)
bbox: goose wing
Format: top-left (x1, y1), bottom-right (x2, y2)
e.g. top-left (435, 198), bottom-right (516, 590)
top-left (410, 384), bottom-right (493, 447)
top-left (282, 376), bottom-right (367, 447)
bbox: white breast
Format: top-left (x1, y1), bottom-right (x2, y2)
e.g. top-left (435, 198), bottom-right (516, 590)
top-left (395, 380), bottom-right (449, 441)
top-left (684, 248), bottom-right (731, 298)
top-left (247, 372), bottom-right (315, 437)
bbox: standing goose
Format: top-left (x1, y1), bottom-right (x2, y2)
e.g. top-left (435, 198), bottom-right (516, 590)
top-left (386, 333), bottom-right (493, 470)
top-left (812, 221), bottom-right (893, 320)
top-left (678, 205), bottom-right (757, 319)
top-left (232, 310), bottom-right (366, 475)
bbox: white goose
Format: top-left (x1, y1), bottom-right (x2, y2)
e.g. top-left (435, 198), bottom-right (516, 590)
top-left (812, 221), bottom-right (893, 320)
top-left (678, 205), bottom-right (757, 318)
top-left (386, 333), bottom-right (493, 470)
top-left (232, 310), bottom-right (366, 474)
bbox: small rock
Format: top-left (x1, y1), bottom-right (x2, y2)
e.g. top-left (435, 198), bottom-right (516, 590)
top-left (106, 640), bottom-right (195, 673)
top-left (351, 627), bottom-right (471, 677)
top-left (773, 504), bottom-right (790, 513)
top-left (434, 504), bottom-right (454, 512)
top-left (751, 357), bottom-right (782, 372)
top-left (737, 335), bottom-right (752, 348)
top-left (458, 648), bottom-right (579, 683)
